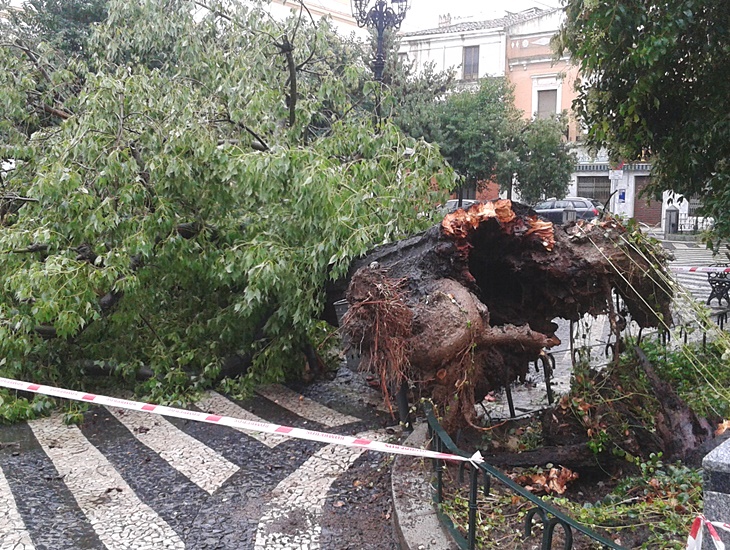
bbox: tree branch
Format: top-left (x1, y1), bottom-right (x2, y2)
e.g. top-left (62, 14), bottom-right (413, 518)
top-left (39, 103), bottom-right (73, 120)
top-left (3, 40), bottom-right (52, 83)
top-left (293, 1), bottom-right (317, 72)
top-left (1, 194), bottom-right (38, 203)
top-left (7, 243), bottom-right (49, 254)
top-left (225, 115), bottom-right (270, 151)
top-left (277, 37), bottom-right (297, 128)
top-left (193, 0), bottom-right (279, 42)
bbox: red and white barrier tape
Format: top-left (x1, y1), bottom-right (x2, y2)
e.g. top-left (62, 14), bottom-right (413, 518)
top-left (670, 266), bottom-right (730, 274)
top-left (0, 376), bottom-right (483, 465)
top-left (687, 515), bottom-right (730, 550)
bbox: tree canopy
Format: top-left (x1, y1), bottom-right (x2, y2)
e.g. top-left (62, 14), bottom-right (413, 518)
top-left (2, 0), bottom-right (108, 54)
top-left (0, 0), bottom-right (453, 415)
top-left (501, 115), bottom-right (575, 204)
top-left (394, 77), bottom-right (573, 202)
top-left (558, 0), bottom-right (730, 238)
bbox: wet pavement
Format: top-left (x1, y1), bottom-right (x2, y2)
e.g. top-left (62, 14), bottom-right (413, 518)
top-left (0, 369), bottom-right (402, 550)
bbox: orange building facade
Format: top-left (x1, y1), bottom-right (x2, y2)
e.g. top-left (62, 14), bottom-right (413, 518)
top-left (505, 10), bottom-right (579, 139)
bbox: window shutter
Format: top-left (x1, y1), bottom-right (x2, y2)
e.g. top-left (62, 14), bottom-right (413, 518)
top-left (537, 89), bottom-right (557, 119)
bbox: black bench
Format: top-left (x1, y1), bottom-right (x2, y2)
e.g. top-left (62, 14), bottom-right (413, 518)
top-left (707, 264), bottom-right (730, 307)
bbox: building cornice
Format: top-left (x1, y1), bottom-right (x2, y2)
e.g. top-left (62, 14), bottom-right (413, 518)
top-left (508, 55), bottom-right (570, 67)
top-left (400, 7), bottom-right (553, 39)
top-left (400, 27), bottom-right (505, 43)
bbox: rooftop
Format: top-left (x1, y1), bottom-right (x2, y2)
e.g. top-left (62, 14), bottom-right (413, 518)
top-left (400, 7), bottom-right (557, 38)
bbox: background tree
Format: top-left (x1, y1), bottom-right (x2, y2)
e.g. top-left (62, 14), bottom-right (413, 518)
top-left (2, 0), bottom-right (108, 54)
top-left (0, 0), bottom-right (453, 415)
top-left (387, 59), bottom-right (454, 141)
top-left (432, 78), bottom-right (520, 192)
top-left (391, 76), bottom-right (573, 202)
top-left (507, 116), bottom-right (575, 203)
top-left (558, 0), bottom-right (730, 238)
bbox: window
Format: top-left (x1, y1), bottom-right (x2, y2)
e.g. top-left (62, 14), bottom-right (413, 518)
top-left (536, 89), bottom-right (557, 119)
top-left (577, 176), bottom-right (611, 202)
top-left (462, 46), bottom-right (479, 80)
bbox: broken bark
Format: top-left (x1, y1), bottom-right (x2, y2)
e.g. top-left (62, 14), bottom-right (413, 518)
top-left (340, 200), bottom-right (673, 431)
top-left (484, 444), bottom-right (599, 471)
top-left (633, 346), bottom-right (714, 461)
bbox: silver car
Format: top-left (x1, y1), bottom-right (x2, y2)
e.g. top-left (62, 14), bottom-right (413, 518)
top-left (441, 199), bottom-right (480, 214)
top-left (533, 197), bottom-right (601, 224)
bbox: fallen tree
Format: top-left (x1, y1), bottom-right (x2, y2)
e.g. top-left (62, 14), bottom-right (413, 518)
top-left (0, 0), bottom-right (456, 415)
top-left (340, 200), bottom-right (674, 432)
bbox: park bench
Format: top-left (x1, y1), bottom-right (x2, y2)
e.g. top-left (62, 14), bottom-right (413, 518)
top-left (706, 263), bottom-right (730, 307)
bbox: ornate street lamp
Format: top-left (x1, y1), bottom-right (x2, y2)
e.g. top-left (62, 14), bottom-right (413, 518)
top-left (351, 0), bottom-right (409, 82)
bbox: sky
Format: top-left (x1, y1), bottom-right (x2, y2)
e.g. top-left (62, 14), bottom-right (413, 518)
top-left (398, 0), bottom-right (564, 32)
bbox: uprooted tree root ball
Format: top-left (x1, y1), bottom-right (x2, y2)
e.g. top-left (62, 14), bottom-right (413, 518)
top-left (343, 270), bottom-right (413, 413)
top-left (339, 199), bottom-right (674, 433)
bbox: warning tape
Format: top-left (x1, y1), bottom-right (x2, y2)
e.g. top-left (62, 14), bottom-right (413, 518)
top-left (670, 266), bottom-right (730, 274)
top-left (0, 377), bottom-right (483, 465)
top-left (687, 515), bottom-right (730, 550)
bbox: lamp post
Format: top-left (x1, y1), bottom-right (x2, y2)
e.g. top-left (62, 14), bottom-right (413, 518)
top-left (351, 1), bottom-right (411, 430)
top-left (351, 0), bottom-right (409, 82)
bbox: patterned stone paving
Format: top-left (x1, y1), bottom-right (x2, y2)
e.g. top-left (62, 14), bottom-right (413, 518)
top-left (28, 415), bottom-right (185, 550)
top-left (254, 429), bottom-right (385, 550)
top-left (107, 407), bottom-right (238, 495)
top-left (0, 375), bottom-right (400, 550)
top-left (0, 466), bottom-right (34, 550)
top-left (255, 384), bottom-right (360, 428)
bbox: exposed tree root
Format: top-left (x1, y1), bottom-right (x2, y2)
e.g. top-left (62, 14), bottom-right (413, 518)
top-left (344, 269), bottom-right (412, 413)
top-left (338, 200), bottom-right (673, 432)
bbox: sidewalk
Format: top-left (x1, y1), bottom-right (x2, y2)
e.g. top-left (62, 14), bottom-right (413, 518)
top-left (391, 422), bottom-right (459, 550)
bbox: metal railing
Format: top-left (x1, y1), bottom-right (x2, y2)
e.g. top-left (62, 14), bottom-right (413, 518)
top-left (424, 401), bottom-right (624, 550)
top-left (677, 214), bottom-right (714, 234)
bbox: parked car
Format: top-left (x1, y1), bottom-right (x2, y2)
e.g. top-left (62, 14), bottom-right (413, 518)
top-left (590, 198), bottom-right (606, 212)
top-left (532, 197), bottom-right (601, 224)
top-left (440, 199), bottom-right (480, 214)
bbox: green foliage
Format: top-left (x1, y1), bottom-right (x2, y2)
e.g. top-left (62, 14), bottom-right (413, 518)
top-left (2, 0), bottom-right (108, 55)
top-left (393, 76), bottom-right (573, 200)
top-left (440, 449), bottom-right (701, 549)
top-left (639, 339), bottom-right (730, 419)
top-left (440, 452), bottom-right (701, 549)
top-left (388, 59), bottom-right (455, 141)
top-left (0, 390), bottom-right (54, 423)
top-left (558, 0), bottom-right (730, 240)
top-left (0, 0), bottom-right (454, 414)
top-left (430, 78), bottom-right (522, 187)
top-left (506, 115), bottom-right (576, 203)
top-left (548, 455), bottom-right (702, 549)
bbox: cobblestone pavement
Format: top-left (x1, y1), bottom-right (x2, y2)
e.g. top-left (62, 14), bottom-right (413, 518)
top-left (0, 368), bottom-right (402, 550)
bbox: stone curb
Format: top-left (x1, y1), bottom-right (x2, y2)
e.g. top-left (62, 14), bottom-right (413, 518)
top-left (702, 437), bottom-right (730, 549)
top-left (391, 421), bottom-right (459, 550)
